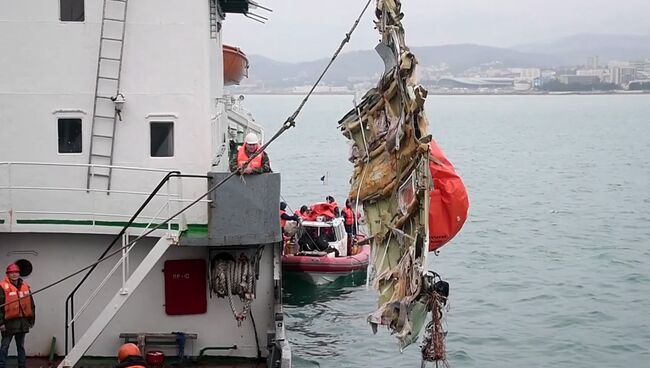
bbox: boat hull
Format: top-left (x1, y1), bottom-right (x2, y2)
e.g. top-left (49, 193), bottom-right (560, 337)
top-left (282, 245), bottom-right (370, 285)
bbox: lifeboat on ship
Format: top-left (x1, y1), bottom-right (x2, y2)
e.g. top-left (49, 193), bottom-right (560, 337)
top-left (223, 44), bottom-right (249, 85)
top-left (282, 203), bottom-right (369, 286)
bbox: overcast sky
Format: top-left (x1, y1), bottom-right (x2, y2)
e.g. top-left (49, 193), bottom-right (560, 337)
top-left (221, 0), bottom-right (650, 62)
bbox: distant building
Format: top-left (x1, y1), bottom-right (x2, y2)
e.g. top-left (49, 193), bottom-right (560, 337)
top-left (329, 86), bottom-right (352, 93)
top-left (536, 75), bottom-right (556, 87)
top-left (576, 68), bottom-right (609, 83)
top-left (484, 68), bottom-right (513, 78)
top-left (510, 68), bottom-right (541, 81)
top-left (436, 77), bottom-right (513, 89)
top-left (513, 80), bottom-right (532, 91)
top-left (558, 75), bottom-right (599, 85)
top-left (610, 66), bottom-right (637, 86)
top-left (629, 60), bottom-right (650, 78)
top-left (541, 70), bottom-right (556, 78)
top-left (628, 80), bottom-right (650, 90)
top-left (608, 60), bottom-right (630, 68)
top-left (292, 85), bottom-right (351, 94)
top-left (586, 56), bottom-right (599, 69)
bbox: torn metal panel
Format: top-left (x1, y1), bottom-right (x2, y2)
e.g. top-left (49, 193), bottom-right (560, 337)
top-left (338, 2), bottom-right (468, 362)
top-left (338, 0), bottom-right (434, 351)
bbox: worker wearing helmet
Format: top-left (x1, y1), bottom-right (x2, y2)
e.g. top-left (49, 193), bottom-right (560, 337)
top-left (0, 263), bottom-right (35, 368)
top-left (325, 195), bottom-right (340, 217)
top-left (115, 343), bottom-right (146, 368)
top-left (280, 201), bottom-right (300, 233)
top-left (229, 132), bottom-right (271, 174)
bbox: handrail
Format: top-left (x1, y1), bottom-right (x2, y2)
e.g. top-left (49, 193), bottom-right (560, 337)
top-left (69, 199), bottom-right (170, 325)
top-left (64, 170), bottom-right (177, 353)
top-left (0, 161), bottom-right (177, 173)
top-left (0, 163), bottom-right (212, 230)
top-left (64, 171), bottom-right (210, 353)
top-left (0, 185), bottom-right (183, 197)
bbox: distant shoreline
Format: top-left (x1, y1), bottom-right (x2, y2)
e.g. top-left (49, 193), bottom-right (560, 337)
top-left (229, 90), bottom-right (650, 97)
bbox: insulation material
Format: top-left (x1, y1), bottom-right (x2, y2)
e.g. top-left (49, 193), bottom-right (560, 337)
top-left (337, 0), bottom-right (468, 352)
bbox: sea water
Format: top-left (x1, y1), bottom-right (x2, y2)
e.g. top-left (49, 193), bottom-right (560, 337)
top-left (241, 94), bottom-right (650, 368)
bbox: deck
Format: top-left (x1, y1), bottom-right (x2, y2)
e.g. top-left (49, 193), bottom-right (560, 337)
top-left (15, 357), bottom-right (266, 368)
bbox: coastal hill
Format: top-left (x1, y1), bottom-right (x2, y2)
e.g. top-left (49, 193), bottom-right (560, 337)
top-left (243, 34), bottom-right (650, 88)
top-left (515, 34), bottom-right (650, 63)
top-left (247, 45), bottom-right (557, 87)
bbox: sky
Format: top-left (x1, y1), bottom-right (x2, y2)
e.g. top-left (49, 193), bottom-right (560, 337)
top-left (221, 0), bottom-right (650, 62)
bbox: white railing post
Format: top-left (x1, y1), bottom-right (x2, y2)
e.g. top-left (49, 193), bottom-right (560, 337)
top-left (166, 180), bottom-right (171, 232)
top-left (120, 233), bottom-right (128, 295)
top-left (7, 163), bottom-right (13, 228)
top-left (177, 177), bottom-right (188, 231)
top-left (91, 165), bottom-right (96, 227)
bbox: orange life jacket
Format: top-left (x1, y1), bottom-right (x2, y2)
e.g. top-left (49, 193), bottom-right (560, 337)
top-left (280, 209), bottom-right (287, 228)
top-left (342, 207), bottom-right (355, 225)
top-left (1, 277), bottom-right (34, 320)
top-left (237, 144), bottom-right (263, 170)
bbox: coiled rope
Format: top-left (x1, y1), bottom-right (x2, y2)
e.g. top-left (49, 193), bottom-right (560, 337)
top-left (212, 254), bottom-right (255, 326)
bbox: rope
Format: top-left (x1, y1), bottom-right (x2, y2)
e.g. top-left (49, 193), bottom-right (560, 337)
top-left (420, 291), bottom-right (449, 367)
top-left (0, 0), bottom-right (375, 310)
top-left (353, 95), bottom-right (370, 163)
top-left (213, 254), bottom-right (254, 326)
top-left (236, 0), bottom-right (374, 175)
top-left (286, 0), bottom-right (373, 124)
top-left (420, 272), bottom-right (450, 367)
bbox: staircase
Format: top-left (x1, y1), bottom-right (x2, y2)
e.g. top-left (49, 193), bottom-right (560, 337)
top-left (58, 234), bottom-right (175, 368)
top-left (87, 0), bottom-right (129, 192)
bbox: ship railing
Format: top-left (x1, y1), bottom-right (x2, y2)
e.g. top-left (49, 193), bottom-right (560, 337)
top-left (0, 161), bottom-right (211, 232)
top-left (218, 95), bottom-right (264, 142)
top-left (0, 162), bottom-right (212, 353)
top-left (69, 200), bottom-right (169, 327)
top-left (61, 169), bottom-right (211, 353)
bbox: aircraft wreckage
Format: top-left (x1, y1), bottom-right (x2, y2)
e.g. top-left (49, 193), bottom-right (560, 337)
top-left (337, 0), bottom-right (469, 364)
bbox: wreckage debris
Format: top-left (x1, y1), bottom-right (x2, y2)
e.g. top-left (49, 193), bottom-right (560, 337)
top-left (337, 0), bottom-right (469, 362)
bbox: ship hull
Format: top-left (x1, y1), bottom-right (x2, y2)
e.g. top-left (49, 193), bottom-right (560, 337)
top-left (0, 232), bottom-right (278, 361)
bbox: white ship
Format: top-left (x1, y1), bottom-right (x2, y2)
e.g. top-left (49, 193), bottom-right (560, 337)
top-left (0, 0), bottom-right (290, 367)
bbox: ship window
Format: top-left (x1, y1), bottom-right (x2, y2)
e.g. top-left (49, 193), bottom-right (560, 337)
top-left (151, 122), bottom-right (174, 157)
top-left (60, 0), bottom-right (85, 22)
top-left (58, 118), bottom-right (83, 153)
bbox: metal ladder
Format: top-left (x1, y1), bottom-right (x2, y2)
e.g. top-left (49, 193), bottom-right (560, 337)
top-left (87, 0), bottom-right (129, 192)
top-left (57, 235), bottom-right (175, 368)
top-left (209, 0), bottom-right (218, 39)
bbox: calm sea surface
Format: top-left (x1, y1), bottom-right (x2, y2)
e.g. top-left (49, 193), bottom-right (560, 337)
top-left (242, 94), bottom-right (650, 368)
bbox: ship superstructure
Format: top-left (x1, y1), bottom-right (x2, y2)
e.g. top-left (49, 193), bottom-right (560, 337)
top-left (0, 0), bottom-right (288, 366)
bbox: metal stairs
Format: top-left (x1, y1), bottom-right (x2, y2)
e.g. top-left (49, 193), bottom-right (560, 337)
top-left (87, 0), bottom-right (129, 192)
top-left (57, 234), bottom-right (175, 368)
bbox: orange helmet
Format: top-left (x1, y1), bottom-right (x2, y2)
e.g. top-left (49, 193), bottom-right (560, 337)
top-left (6, 263), bottom-right (20, 274)
top-left (117, 343), bottom-right (141, 362)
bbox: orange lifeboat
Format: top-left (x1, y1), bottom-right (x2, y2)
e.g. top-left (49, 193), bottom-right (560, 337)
top-left (223, 44), bottom-right (249, 86)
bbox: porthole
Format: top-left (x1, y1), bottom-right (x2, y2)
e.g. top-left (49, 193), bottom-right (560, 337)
top-left (14, 259), bottom-right (33, 277)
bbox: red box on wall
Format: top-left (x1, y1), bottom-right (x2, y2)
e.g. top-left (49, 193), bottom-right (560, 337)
top-left (163, 259), bottom-right (207, 315)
